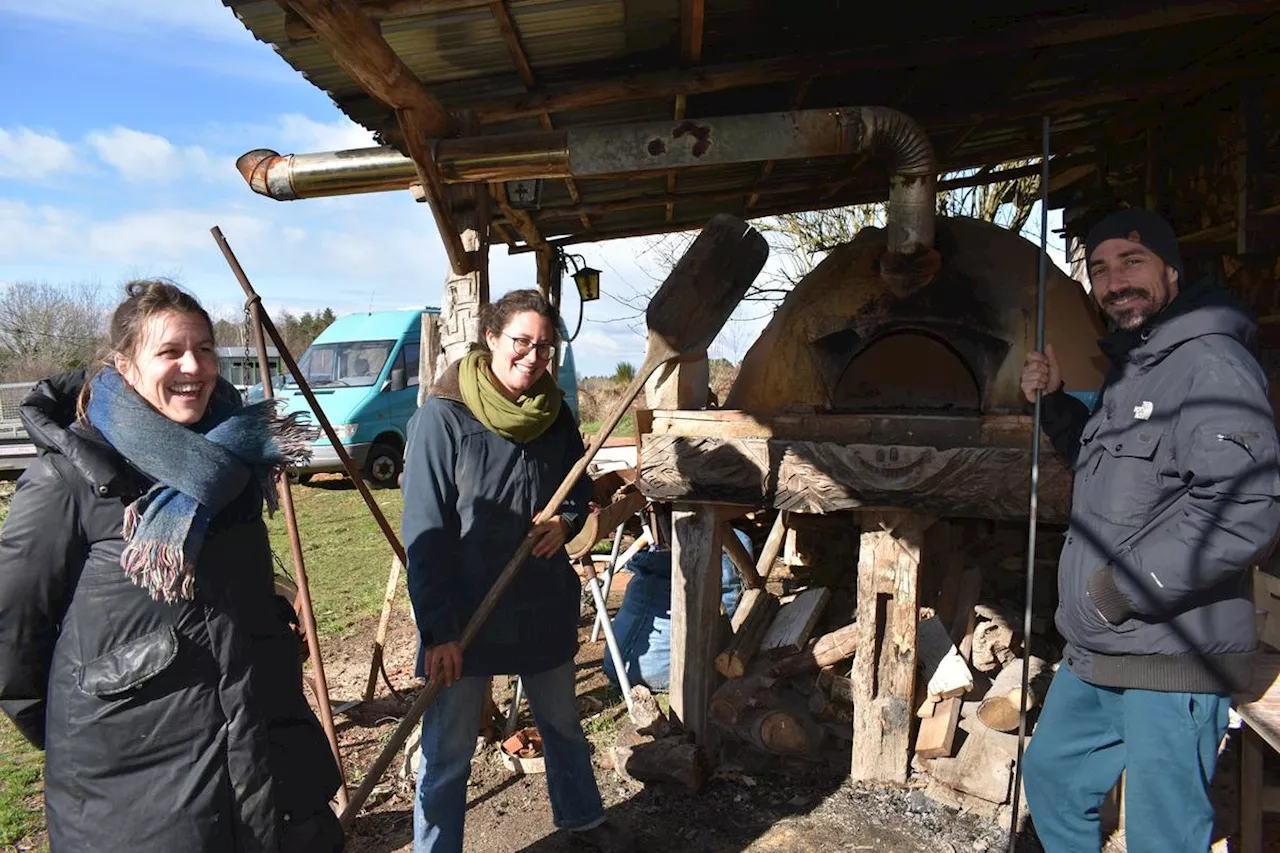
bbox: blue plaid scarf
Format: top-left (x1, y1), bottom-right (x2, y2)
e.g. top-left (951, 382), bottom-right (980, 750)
top-left (87, 368), bottom-right (316, 603)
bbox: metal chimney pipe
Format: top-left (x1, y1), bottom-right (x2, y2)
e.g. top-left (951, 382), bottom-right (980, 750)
top-left (237, 106), bottom-right (936, 253)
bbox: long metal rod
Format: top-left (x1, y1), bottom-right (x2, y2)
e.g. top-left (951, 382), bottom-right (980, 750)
top-left (586, 571), bottom-right (636, 716)
top-left (230, 246), bottom-right (349, 809)
top-left (591, 521), bottom-right (627, 643)
top-left (1009, 115), bottom-right (1051, 852)
top-left (210, 227), bottom-right (407, 567)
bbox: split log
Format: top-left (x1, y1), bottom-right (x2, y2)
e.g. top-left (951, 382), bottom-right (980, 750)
top-left (754, 510), bottom-right (788, 579)
top-left (971, 603), bottom-right (1019, 673)
top-left (918, 612), bottom-right (973, 701)
top-left (709, 674), bottom-right (778, 726)
top-left (914, 696), bottom-right (962, 760)
top-left (611, 722), bottom-right (708, 791)
top-left (726, 708), bottom-right (813, 756)
top-left (767, 621), bottom-right (858, 678)
top-left (759, 587), bottom-right (831, 657)
top-left (808, 690), bottom-right (852, 724)
top-left (721, 523), bottom-right (763, 590)
top-left (922, 724), bottom-right (1014, 804)
top-left (816, 667), bottom-right (854, 702)
top-left (715, 590), bottom-right (780, 678)
top-left (977, 656), bottom-right (1050, 733)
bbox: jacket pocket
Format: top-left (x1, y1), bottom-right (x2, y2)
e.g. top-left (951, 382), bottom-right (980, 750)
top-left (77, 626), bottom-right (179, 699)
top-left (1092, 424), bottom-right (1166, 526)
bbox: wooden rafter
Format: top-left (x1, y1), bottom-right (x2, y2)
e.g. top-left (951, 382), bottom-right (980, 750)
top-left (467, 1), bottom-right (1280, 124)
top-left (493, 181), bottom-right (546, 251)
top-left (488, 0), bottom-right (589, 235)
top-left (284, 0), bottom-right (472, 274)
top-left (746, 79), bottom-right (811, 211)
top-left (284, 0), bottom-right (509, 39)
top-left (667, 1), bottom-right (704, 223)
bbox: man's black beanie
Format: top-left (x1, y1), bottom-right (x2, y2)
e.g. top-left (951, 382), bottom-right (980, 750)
top-left (1085, 208), bottom-right (1184, 283)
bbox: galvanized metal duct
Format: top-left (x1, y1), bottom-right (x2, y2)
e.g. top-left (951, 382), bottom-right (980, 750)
top-left (236, 106), bottom-right (937, 254)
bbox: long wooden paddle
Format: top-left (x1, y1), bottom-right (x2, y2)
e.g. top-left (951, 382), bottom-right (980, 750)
top-left (340, 213), bottom-right (769, 826)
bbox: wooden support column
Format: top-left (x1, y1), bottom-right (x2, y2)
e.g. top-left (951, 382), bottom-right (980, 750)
top-left (851, 510), bottom-right (933, 784)
top-left (670, 503), bottom-right (724, 745)
top-left (645, 357), bottom-right (709, 409)
top-left (437, 190), bottom-right (489, 370)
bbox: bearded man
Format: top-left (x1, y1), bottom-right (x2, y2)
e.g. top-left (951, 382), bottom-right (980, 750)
top-left (1019, 208), bottom-right (1280, 852)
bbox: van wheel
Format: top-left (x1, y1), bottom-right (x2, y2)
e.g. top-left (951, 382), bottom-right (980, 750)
top-left (363, 442), bottom-right (402, 489)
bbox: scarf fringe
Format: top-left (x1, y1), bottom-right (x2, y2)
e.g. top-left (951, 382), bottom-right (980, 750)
top-left (261, 402), bottom-right (319, 517)
top-left (122, 540), bottom-right (196, 603)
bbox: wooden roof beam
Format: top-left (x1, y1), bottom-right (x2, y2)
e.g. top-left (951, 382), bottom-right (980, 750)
top-left (488, 0), bottom-right (590, 234)
top-left (666, 2), bottom-right (704, 222)
top-left (284, 0), bottom-right (469, 272)
top-left (471, 0), bottom-right (1280, 124)
top-left (746, 79), bottom-right (812, 211)
top-left (283, 0), bottom-right (507, 40)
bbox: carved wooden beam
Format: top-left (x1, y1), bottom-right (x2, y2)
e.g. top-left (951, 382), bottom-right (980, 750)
top-left (468, 1), bottom-right (1280, 124)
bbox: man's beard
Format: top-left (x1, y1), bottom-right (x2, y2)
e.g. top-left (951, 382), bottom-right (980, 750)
top-left (1102, 287), bottom-right (1168, 331)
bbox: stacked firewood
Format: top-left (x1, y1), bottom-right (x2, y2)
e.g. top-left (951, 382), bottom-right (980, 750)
top-left (709, 523), bottom-right (1062, 817)
top-left (709, 585), bottom-right (857, 759)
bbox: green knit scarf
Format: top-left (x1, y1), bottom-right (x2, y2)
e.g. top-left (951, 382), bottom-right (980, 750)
top-left (458, 349), bottom-right (562, 443)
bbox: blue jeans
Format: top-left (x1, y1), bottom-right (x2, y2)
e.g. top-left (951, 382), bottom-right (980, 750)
top-left (414, 659), bottom-right (604, 853)
top-left (1022, 665), bottom-right (1230, 853)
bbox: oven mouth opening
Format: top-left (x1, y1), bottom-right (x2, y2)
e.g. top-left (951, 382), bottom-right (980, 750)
top-left (831, 330), bottom-right (982, 415)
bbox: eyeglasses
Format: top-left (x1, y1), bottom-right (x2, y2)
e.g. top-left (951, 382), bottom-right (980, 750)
top-left (503, 334), bottom-right (556, 361)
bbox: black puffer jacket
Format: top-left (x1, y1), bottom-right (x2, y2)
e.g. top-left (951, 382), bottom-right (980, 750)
top-left (0, 372), bottom-right (342, 852)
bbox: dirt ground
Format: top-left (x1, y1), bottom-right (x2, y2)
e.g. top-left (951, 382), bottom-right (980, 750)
top-left (318, 584), bottom-right (1040, 853)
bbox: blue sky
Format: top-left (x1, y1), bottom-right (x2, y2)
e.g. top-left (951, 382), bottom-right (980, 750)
top-left (0, 2), bottom-right (1071, 377)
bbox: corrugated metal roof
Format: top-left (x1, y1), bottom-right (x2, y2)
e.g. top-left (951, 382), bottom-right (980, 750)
top-left (222, 0), bottom-right (1280, 247)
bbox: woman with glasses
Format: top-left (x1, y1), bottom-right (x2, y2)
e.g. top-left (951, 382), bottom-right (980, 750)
top-left (401, 289), bottom-right (631, 853)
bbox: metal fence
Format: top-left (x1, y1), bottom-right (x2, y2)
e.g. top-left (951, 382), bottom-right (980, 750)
top-left (0, 381), bottom-right (34, 441)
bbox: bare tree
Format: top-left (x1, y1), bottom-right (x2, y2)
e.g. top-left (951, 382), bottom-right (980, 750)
top-left (0, 282), bottom-right (110, 383)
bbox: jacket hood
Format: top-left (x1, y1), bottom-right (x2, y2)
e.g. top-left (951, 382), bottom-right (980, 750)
top-left (1101, 279), bottom-right (1256, 369)
top-left (19, 369), bottom-right (125, 496)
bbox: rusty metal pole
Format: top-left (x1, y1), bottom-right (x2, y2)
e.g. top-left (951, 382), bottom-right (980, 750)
top-left (210, 229), bottom-right (407, 568)
top-left (210, 227), bottom-right (349, 810)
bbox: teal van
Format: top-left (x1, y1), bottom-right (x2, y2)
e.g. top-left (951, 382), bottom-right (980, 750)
top-left (283, 307), bottom-right (580, 487)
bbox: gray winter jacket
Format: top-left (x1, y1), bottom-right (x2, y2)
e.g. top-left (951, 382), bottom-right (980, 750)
top-left (1045, 282), bottom-right (1280, 693)
top-left (401, 359), bottom-right (591, 677)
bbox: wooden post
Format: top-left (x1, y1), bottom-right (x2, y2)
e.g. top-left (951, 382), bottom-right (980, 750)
top-left (644, 356), bottom-right (709, 409)
top-left (437, 117), bottom-right (490, 373)
top-left (851, 510), bottom-right (932, 784)
top-left (670, 503), bottom-right (724, 746)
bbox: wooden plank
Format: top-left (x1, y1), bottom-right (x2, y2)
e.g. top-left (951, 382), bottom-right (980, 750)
top-left (918, 612), bottom-right (973, 701)
top-left (755, 510), bottom-right (788, 579)
top-left (924, 723), bottom-right (1014, 804)
top-left (914, 696), bottom-right (962, 760)
top-left (759, 588), bottom-right (831, 657)
top-left (721, 523), bottom-right (763, 590)
top-left (715, 589), bottom-right (780, 678)
top-left (670, 504), bottom-right (724, 745)
top-left (851, 510), bottom-right (930, 784)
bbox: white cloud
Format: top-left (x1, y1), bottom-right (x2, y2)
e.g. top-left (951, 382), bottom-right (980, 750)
top-left (0, 199), bottom-right (79, 258)
top-left (86, 127), bottom-right (222, 184)
top-left (0, 0), bottom-right (248, 42)
top-left (0, 127), bottom-right (78, 181)
top-left (273, 115), bottom-right (377, 153)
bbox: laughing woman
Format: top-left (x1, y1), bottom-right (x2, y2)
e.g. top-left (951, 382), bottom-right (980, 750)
top-left (402, 289), bottom-right (631, 853)
top-left (0, 281), bottom-right (344, 852)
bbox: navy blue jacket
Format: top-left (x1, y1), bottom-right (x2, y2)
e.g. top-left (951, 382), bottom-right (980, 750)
top-left (401, 359), bottom-right (591, 677)
top-left (1043, 281), bottom-right (1280, 693)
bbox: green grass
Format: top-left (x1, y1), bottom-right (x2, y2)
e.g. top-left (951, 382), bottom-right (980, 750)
top-left (580, 412), bottom-right (636, 438)
top-left (0, 716), bottom-right (45, 851)
top-left (264, 478), bottom-right (406, 638)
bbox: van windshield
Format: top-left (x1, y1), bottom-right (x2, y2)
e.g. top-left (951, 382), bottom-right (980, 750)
top-left (289, 339), bottom-right (394, 388)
